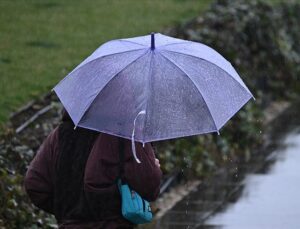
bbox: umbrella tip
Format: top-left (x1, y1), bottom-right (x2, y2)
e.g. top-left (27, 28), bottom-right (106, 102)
top-left (151, 32), bottom-right (155, 50)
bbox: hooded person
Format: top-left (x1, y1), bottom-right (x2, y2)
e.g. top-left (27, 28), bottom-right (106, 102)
top-left (24, 110), bottom-right (162, 228)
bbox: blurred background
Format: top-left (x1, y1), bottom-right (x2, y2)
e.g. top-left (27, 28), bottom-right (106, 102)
top-left (0, 0), bottom-right (299, 228)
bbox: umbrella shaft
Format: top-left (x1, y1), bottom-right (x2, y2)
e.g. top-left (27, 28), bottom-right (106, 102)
top-left (151, 33), bottom-right (155, 50)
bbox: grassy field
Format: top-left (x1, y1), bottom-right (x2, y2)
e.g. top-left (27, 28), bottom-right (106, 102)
top-left (0, 0), bottom-right (211, 124)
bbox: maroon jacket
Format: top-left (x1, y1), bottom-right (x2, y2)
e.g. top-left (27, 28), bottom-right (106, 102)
top-left (24, 127), bottom-right (162, 228)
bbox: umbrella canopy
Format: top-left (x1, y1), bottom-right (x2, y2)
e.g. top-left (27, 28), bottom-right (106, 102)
top-left (54, 33), bottom-right (254, 144)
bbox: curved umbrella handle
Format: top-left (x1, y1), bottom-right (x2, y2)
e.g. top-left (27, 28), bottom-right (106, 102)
top-left (131, 110), bottom-right (146, 163)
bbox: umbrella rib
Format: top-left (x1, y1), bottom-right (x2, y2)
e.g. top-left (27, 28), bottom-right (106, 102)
top-left (119, 39), bottom-right (148, 47)
top-left (157, 41), bottom-right (189, 48)
top-left (142, 51), bottom-right (154, 143)
top-left (53, 47), bottom-right (146, 89)
top-left (159, 52), bottom-right (219, 132)
top-left (120, 40), bottom-right (188, 49)
top-left (76, 50), bottom-right (150, 126)
top-left (161, 49), bottom-right (253, 98)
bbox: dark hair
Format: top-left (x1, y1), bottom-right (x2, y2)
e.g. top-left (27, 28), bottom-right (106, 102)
top-left (54, 108), bottom-right (100, 220)
top-left (61, 108), bottom-right (73, 123)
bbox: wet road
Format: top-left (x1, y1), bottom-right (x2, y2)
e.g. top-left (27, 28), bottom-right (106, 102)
top-left (153, 128), bottom-right (300, 229)
top-left (205, 129), bottom-right (300, 229)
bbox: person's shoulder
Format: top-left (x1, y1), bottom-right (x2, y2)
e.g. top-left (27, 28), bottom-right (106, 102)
top-left (93, 132), bottom-right (121, 145)
top-left (48, 126), bottom-right (59, 143)
top-left (44, 126), bottom-right (60, 162)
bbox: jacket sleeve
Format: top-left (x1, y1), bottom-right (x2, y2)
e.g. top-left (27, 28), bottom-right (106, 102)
top-left (24, 127), bottom-right (59, 214)
top-left (123, 141), bottom-right (162, 202)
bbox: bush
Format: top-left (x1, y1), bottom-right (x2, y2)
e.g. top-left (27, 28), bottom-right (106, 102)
top-left (0, 132), bottom-right (56, 228)
top-left (172, 0), bottom-right (300, 100)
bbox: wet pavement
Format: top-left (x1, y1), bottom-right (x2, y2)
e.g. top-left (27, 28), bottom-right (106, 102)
top-left (150, 100), bottom-right (300, 229)
top-left (204, 129), bottom-right (300, 229)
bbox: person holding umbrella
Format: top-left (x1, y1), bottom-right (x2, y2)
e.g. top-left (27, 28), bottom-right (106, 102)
top-left (24, 110), bottom-right (162, 228)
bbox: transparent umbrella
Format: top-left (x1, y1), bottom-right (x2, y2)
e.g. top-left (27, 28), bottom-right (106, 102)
top-left (53, 33), bottom-right (254, 162)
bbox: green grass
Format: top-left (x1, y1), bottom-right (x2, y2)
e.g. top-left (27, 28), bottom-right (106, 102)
top-left (0, 0), bottom-right (211, 124)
